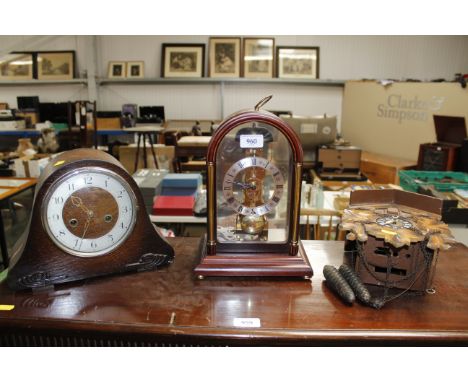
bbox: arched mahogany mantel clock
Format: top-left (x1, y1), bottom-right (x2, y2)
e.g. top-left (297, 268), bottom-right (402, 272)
top-left (7, 148), bottom-right (174, 290)
top-left (195, 96), bottom-right (313, 279)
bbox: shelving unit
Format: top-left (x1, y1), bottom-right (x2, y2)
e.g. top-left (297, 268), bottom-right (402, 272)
top-left (97, 77), bottom-right (345, 118)
top-left (97, 77), bottom-right (345, 87)
top-left (0, 130), bottom-right (41, 137)
top-left (0, 79), bottom-right (88, 87)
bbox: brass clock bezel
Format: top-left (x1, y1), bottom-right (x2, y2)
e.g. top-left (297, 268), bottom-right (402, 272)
top-left (222, 156), bottom-right (285, 217)
top-left (41, 167), bottom-right (138, 258)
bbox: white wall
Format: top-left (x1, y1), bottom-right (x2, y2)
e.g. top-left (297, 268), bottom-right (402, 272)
top-left (0, 36), bottom-right (89, 107)
top-left (96, 35), bottom-right (468, 80)
top-left (1, 35), bottom-right (468, 130)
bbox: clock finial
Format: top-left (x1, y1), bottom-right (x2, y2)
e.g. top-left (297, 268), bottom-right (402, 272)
top-left (254, 95), bottom-right (273, 111)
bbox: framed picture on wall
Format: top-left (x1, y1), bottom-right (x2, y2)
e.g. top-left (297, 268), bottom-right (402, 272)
top-left (0, 53), bottom-right (34, 80)
top-left (126, 61), bottom-right (144, 78)
top-left (161, 44), bottom-right (205, 78)
top-left (208, 37), bottom-right (241, 78)
top-left (242, 38), bottom-right (275, 78)
top-left (37, 51), bottom-right (75, 80)
top-left (276, 46), bottom-right (319, 79)
top-left (108, 61), bottom-right (126, 78)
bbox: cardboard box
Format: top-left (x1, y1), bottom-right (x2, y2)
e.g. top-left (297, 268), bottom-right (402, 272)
top-left (342, 81), bottom-right (468, 161)
top-left (0, 120), bottom-right (26, 130)
top-left (118, 144), bottom-right (175, 173)
top-left (13, 154), bottom-right (51, 177)
top-left (15, 111), bottom-right (40, 127)
top-left (96, 117), bottom-right (121, 130)
top-left (318, 146), bottom-right (361, 171)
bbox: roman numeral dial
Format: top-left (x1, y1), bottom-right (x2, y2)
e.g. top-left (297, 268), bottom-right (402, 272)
top-left (222, 156), bottom-right (284, 216)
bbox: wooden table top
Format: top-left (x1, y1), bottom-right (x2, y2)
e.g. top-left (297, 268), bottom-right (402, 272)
top-left (1, 238), bottom-right (468, 345)
top-left (361, 151), bottom-right (417, 168)
top-left (0, 177), bottom-right (37, 201)
top-left (124, 125), bottom-right (164, 133)
top-left (177, 136), bottom-right (211, 146)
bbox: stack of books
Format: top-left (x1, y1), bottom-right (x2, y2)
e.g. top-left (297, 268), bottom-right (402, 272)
top-left (152, 173), bottom-right (202, 216)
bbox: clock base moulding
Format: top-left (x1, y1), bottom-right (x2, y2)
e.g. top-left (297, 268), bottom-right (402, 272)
top-left (194, 234), bottom-right (313, 279)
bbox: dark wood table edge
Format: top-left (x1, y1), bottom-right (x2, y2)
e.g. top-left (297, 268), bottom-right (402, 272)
top-left (2, 316), bottom-right (468, 346)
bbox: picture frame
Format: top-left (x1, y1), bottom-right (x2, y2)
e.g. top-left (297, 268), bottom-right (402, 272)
top-left (108, 61), bottom-right (127, 78)
top-left (242, 38), bottom-right (275, 78)
top-left (161, 44), bottom-right (205, 78)
top-left (126, 61), bottom-right (144, 78)
top-left (37, 51), bottom-right (75, 80)
top-left (208, 37), bottom-right (241, 78)
top-left (0, 53), bottom-right (34, 81)
top-left (276, 46), bottom-right (320, 79)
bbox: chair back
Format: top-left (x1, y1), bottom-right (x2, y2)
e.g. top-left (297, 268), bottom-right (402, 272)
top-left (300, 208), bottom-right (343, 240)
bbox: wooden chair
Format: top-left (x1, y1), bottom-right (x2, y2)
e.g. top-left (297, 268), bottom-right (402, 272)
top-left (300, 208), bottom-right (344, 240)
top-left (163, 130), bottom-right (189, 146)
top-left (173, 136), bottom-right (210, 173)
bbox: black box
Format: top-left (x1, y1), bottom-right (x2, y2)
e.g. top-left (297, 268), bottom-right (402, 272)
top-left (138, 106), bottom-right (165, 123)
top-left (417, 115), bottom-right (467, 171)
top-left (17, 96), bottom-right (39, 111)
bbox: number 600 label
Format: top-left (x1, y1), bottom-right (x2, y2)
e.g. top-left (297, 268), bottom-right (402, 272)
top-left (240, 134), bottom-right (264, 149)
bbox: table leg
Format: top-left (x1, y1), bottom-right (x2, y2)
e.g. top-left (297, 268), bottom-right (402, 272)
top-left (94, 126), bottom-right (98, 149)
top-left (134, 133), bottom-right (142, 173)
top-left (142, 133), bottom-right (148, 168)
top-left (147, 133), bottom-right (159, 169)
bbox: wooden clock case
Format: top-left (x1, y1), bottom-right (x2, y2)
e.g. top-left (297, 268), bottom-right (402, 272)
top-left (7, 148), bottom-right (174, 290)
top-left (195, 107), bottom-right (313, 279)
top-left (341, 189), bottom-right (454, 292)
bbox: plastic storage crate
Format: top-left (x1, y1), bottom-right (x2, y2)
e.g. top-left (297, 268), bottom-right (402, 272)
top-left (399, 170), bottom-right (468, 192)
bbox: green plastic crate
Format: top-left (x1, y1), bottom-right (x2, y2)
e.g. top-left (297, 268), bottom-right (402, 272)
top-left (399, 170), bottom-right (468, 192)
top-left (52, 122), bottom-right (69, 131)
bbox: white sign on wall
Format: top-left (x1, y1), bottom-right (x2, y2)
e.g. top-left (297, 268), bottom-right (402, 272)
top-left (341, 81), bottom-right (468, 160)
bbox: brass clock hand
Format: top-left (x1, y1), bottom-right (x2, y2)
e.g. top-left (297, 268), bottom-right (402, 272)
top-left (230, 181), bottom-right (257, 190)
top-left (71, 196), bottom-right (92, 214)
top-left (78, 214), bottom-right (92, 250)
top-left (72, 196), bottom-right (95, 250)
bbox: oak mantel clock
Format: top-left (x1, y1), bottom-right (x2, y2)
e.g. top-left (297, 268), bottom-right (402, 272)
top-left (195, 96), bottom-right (313, 279)
top-left (7, 148), bottom-right (174, 290)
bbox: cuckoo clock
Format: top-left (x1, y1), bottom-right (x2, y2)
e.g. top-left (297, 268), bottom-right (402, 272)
top-left (341, 189), bottom-right (455, 292)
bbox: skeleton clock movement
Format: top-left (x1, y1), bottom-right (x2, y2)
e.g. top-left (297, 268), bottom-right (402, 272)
top-left (7, 148), bottom-right (174, 290)
top-left (195, 96), bottom-right (313, 279)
